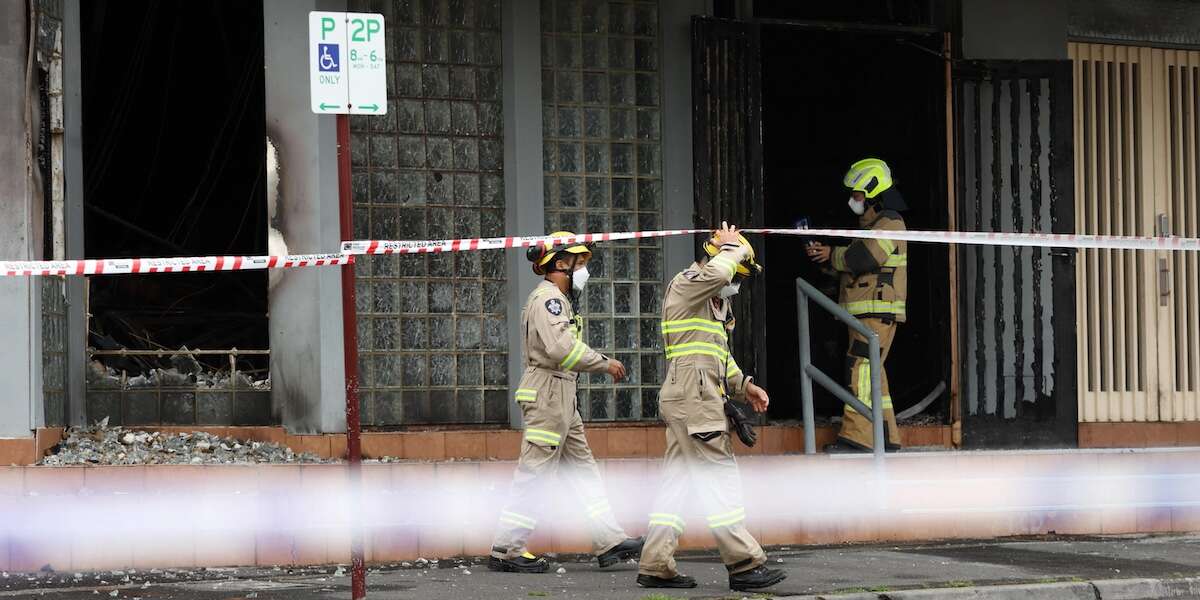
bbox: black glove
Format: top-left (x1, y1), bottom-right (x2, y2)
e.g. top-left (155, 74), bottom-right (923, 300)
top-left (724, 401), bottom-right (757, 447)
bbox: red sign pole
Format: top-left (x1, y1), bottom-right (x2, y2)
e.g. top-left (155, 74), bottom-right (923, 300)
top-left (336, 113), bottom-right (367, 599)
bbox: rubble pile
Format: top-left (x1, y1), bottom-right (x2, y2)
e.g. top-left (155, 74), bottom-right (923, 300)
top-left (40, 419), bottom-right (326, 466)
top-left (87, 362), bottom-right (270, 391)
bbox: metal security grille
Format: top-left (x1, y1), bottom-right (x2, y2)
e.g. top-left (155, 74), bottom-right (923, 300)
top-left (690, 16), bottom-right (764, 386)
top-left (540, 0), bottom-right (664, 421)
top-left (955, 60), bottom-right (1078, 446)
top-left (350, 0), bottom-right (508, 425)
top-left (1071, 43), bottom-right (1200, 423)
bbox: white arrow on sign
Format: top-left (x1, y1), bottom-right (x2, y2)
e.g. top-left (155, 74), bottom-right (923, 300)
top-left (346, 13), bottom-right (387, 115)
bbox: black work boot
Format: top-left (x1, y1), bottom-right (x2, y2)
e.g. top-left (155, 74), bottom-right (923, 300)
top-left (823, 438), bottom-right (869, 454)
top-left (636, 573), bottom-right (697, 588)
top-left (597, 537), bottom-right (644, 568)
top-left (729, 565), bottom-right (788, 591)
top-left (487, 551), bottom-right (549, 574)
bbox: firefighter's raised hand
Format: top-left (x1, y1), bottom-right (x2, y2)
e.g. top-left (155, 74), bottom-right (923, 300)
top-left (806, 241), bottom-right (831, 263)
top-left (745, 381), bottom-right (770, 413)
top-left (714, 221), bottom-right (741, 247)
top-left (607, 358), bottom-right (627, 382)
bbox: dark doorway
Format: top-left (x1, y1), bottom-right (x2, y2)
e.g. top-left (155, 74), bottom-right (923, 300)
top-left (80, 1), bottom-right (268, 356)
top-left (758, 27), bottom-right (952, 423)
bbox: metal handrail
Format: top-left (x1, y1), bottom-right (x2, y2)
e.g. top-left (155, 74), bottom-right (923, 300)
top-left (796, 277), bottom-right (885, 459)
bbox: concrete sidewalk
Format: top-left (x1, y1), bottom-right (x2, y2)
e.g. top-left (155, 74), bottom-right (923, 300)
top-left (0, 533), bottom-right (1198, 599)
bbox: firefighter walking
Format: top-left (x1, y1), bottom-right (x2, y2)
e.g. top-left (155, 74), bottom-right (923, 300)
top-left (807, 158), bottom-right (909, 452)
top-left (637, 222), bottom-right (788, 592)
top-left (488, 232), bottom-right (643, 573)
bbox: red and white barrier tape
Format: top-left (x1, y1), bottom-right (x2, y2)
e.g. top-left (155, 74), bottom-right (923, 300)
top-left (338, 229), bottom-right (705, 255)
top-left (341, 227), bottom-right (1200, 255)
top-left (6, 227), bottom-right (1200, 277)
top-left (0, 253), bottom-right (351, 277)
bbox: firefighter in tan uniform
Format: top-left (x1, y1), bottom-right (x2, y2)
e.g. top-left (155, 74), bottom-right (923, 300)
top-left (637, 223), bottom-right (788, 592)
top-left (807, 159), bottom-right (909, 452)
top-left (488, 232), bottom-right (644, 574)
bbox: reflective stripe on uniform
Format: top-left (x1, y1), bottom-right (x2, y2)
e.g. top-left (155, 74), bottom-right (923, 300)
top-left (832, 247), bottom-right (847, 272)
top-left (648, 512), bottom-right (686, 533)
top-left (883, 254), bottom-right (907, 267)
top-left (586, 499), bottom-right (612, 519)
top-left (857, 362), bottom-right (870, 403)
top-left (877, 239), bottom-right (896, 255)
top-left (664, 341), bottom-right (730, 361)
top-left (706, 507), bottom-right (746, 529)
top-left (514, 388), bottom-right (538, 403)
top-left (561, 340), bottom-right (587, 369)
top-left (849, 360), bottom-right (893, 412)
top-left (848, 394), bottom-right (895, 413)
top-left (842, 300), bottom-right (906, 316)
top-left (709, 255), bottom-right (738, 278)
top-left (660, 318), bottom-right (727, 338)
top-left (726, 359), bottom-right (742, 378)
top-left (524, 428), bottom-right (563, 445)
top-left (499, 510), bottom-right (538, 530)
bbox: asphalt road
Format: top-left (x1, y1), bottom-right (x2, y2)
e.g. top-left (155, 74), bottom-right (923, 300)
top-left (2, 533), bottom-right (1199, 600)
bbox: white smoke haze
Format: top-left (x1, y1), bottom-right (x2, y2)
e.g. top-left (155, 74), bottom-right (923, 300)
top-left (266, 135), bottom-right (287, 290)
top-left (3, 450), bottom-right (1198, 567)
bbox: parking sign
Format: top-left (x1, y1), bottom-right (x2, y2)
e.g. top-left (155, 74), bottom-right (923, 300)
top-left (309, 12), bottom-right (387, 115)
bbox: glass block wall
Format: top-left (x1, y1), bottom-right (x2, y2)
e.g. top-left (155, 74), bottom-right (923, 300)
top-left (41, 277), bottom-right (66, 426)
top-left (349, 0), bottom-right (508, 425)
top-left (540, 0), bottom-right (664, 421)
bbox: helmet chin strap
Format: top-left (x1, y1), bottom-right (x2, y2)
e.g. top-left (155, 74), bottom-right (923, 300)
top-left (551, 253), bottom-right (581, 312)
top-left (566, 254), bottom-right (580, 311)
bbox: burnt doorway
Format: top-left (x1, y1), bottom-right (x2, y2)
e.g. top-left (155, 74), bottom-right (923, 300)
top-left (80, 0), bottom-right (270, 424)
top-left (759, 25), bottom-right (952, 425)
top-left (691, 17), bottom-right (952, 424)
top-left (955, 60), bottom-right (1077, 448)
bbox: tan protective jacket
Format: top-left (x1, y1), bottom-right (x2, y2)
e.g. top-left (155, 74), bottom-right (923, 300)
top-left (830, 208), bottom-right (908, 322)
top-left (514, 281), bottom-right (608, 447)
top-left (658, 244), bottom-right (752, 436)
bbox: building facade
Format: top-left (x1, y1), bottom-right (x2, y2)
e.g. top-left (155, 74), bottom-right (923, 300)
top-left (1, 0), bottom-right (1199, 457)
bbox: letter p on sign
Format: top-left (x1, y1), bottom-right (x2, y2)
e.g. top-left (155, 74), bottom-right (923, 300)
top-left (321, 17), bottom-right (336, 40)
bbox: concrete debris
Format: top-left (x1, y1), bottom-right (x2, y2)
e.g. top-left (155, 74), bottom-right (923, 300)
top-left (898, 413), bottom-right (943, 427)
top-left (555, 567), bottom-right (566, 574)
top-left (169, 348), bottom-right (203, 375)
top-left (40, 421), bottom-right (327, 466)
top-left (86, 356), bottom-right (269, 391)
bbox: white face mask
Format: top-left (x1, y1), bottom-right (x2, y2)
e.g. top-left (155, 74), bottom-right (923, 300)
top-left (571, 265), bottom-right (590, 291)
top-left (848, 196), bottom-right (866, 215)
top-left (718, 282), bottom-right (741, 298)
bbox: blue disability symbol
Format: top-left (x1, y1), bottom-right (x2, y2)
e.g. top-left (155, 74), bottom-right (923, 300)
top-left (318, 44), bottom-right (340, 72)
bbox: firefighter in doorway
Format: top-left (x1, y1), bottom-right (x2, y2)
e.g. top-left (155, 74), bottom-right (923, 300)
top-left (637, 222), bottom-right (788, 592)
top-left (488, 232), bottom-right (644, 574)
top-left (806, 159), bottom-right (908, 453)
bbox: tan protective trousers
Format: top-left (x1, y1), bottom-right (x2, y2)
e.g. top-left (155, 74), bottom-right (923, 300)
top-left (491, 369), bottom-right (627, 559)
top-left (839, 317), bottom-right (903, 450)
top-left (638, 394), bottom-right (766, 578)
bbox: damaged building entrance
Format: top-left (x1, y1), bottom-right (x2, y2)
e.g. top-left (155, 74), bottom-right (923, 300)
top-left (691, 16), bottom-right (953, 435)
top-left (692, 10), bottom-right (1080, 448)
top-left (80, 0), bottom-right (273, 426)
